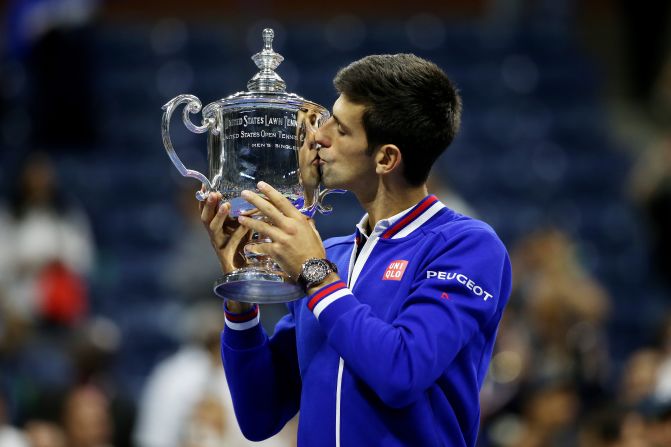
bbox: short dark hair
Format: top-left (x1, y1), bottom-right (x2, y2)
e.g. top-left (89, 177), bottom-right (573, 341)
top-left (333, 54), bottom-right (462, 186)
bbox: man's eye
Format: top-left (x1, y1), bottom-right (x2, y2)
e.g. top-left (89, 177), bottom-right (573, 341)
top-left (337, 126), bottom-right (346, 135)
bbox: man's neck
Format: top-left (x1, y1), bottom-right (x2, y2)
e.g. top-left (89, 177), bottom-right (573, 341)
top-left (357, 183), bottom-right (429, 232)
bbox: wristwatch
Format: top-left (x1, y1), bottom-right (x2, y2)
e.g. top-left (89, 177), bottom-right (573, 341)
top-left (298, 258), bottom-right (338, 291)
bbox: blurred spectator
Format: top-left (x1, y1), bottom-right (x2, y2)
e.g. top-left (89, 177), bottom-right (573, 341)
top-left (181, 395), bottom-right (228, 447)
top-left (0, 151), bottom-right (95, 326)
top-left (23, 421), bottom-right (66, 447)
top-left (68, 318), bottom-right (134, 447)
top-left (134, 303), bottom-right (296, 447)
top-left (619, 348), bottom-right (664, 407)
top-left (62, 386), bottom-right (113, 447)
top-left (524, 275), bottom-right (611, 398)
top-left (511, 228), bottom-right (611, 395)
top-left (515, 380), bottom-right (580, 447)
top-left (510, 228), bottom-right (582, 289)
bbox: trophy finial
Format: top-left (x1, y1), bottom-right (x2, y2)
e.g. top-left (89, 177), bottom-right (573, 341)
top-left (248, 27), bottom-right (286, 92)
top-left (263, 28), bottom-right (274, 51)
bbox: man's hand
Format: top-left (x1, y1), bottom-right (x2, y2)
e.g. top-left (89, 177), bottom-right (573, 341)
top-left (198, 188), bottom-right (250, 275)
top-left (237, 181), bottom-right (327, 280)
top-left (199, 188), bottom-right (255, 313)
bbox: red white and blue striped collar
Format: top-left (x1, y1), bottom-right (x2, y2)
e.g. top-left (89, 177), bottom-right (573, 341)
top-left (355, 195), bottom-right (445, 242)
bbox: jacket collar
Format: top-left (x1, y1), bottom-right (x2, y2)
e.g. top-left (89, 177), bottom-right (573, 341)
top-left (355, 195), bottom-right (445, 241)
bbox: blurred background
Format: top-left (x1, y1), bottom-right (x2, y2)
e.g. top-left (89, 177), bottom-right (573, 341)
top-left (1, 0), bottom-right (671, 446)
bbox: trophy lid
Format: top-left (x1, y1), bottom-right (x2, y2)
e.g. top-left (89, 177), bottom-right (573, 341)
top-left (201, 28), bottom-right (327, 118)
top-left (247, 28), bottom-right (287, 93)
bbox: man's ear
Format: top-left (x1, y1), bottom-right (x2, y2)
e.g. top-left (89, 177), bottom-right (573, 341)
top-left (375, 144), bottom-right (402, 176)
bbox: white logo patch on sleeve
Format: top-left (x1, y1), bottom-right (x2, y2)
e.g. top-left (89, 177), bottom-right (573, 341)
top-left (426, 271), bottom-right (494, 301)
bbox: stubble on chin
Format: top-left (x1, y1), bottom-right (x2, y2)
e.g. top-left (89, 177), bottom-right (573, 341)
top-left (318, 166), bottom-right (330, 188)
top-left (319, 169), bottom-right (339, 190)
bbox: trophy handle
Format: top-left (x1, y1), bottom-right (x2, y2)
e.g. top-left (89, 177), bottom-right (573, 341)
top-left (298, 187), bottom-right (345, 217)
top-left (315, 187), bottom-right (347, 215)
top-left (161, 94), bottom-right (218, 201)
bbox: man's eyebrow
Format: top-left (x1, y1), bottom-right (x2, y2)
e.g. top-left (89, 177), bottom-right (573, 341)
top-left (332, 113), bottom-right (351, 133)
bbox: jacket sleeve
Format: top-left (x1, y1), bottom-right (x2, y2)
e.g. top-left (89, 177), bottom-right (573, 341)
top-left (220, 304), bottom-right (301, 441)
top-left (307, 228), bottom-right (512, 408)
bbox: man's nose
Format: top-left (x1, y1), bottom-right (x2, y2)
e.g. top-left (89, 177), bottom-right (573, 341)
top-left (314, 127), bottom-right (330, 150)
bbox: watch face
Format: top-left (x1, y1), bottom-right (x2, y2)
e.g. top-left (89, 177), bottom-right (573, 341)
top-left (304, 259), bottom-right (329, 284)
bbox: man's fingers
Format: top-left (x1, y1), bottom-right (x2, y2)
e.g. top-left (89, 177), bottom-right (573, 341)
top-left (240, 207), bottom-right (259, 216)
top-left (200, 192), bottom-right (220, 226)
top-left (209, 201), bottom-right (231, 233)
top-left (225, 221), bottom-right (250, 251)
top-left (217, 220), bottom-right (250, 272)
top-left (257, 182), bottom-right (302, 218)
top-left (240, 189), bottom-right (287, 225)
top-left (237, 215), bottom-right (282, 241)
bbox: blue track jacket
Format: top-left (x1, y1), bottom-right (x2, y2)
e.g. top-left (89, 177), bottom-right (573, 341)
top-left (221, 195), bottom-right (512, 446)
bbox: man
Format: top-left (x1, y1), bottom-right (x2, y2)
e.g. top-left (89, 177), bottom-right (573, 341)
top-left (200, 54), bottom-right (512, 446)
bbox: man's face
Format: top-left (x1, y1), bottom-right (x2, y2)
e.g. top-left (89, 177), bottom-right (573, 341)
top-left (315, 95), bottom-right (376, 193)
top-left (296, 110), bottom-right (322, 195)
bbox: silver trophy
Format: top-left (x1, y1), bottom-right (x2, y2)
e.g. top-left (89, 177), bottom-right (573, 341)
top-left (161, 28), bottom-right (341, 303)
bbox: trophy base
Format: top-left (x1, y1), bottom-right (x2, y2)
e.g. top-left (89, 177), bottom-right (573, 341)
top-left (213, 267), bottom-right (305, 303)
